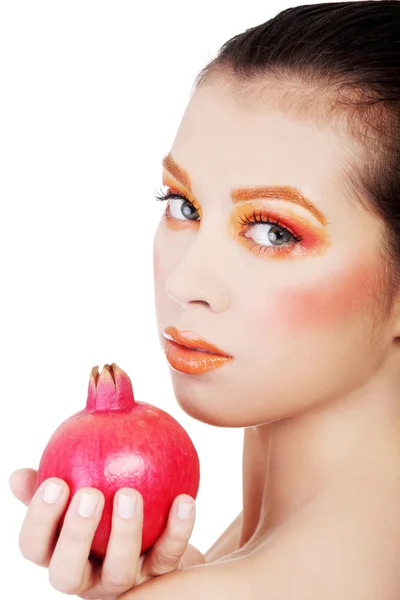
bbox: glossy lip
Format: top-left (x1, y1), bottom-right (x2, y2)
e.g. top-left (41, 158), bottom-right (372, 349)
top-left (163, 326), bottom-right (234, 375)
top-left (163, 326), bottom-right (232, 357)
top-left (164, 339), bottom-right (233, 375)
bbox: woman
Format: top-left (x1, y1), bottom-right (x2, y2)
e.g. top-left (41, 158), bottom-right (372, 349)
top-left (9, 1), bottom-right (400, 598)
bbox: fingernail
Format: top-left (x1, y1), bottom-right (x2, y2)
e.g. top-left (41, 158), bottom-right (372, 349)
top-left (177, 499), bottom-right (194, 519)
top-left (42, 481), bottom-right (63, 504)
top-left (117, 493), bottom-right (137, 519)
top-left (78, 493), bottom-right (99, 518)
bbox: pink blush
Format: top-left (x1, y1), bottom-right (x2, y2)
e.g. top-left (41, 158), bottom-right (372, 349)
top-left (276, 259), bottom-right (381, 331)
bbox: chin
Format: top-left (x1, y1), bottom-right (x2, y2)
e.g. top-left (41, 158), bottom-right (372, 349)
top-left (179, 400), bottom-right (238, 427)
top-left (168, 371), bottom-right (231, 427)
top-left (169, 370), bottom-right (255, 428)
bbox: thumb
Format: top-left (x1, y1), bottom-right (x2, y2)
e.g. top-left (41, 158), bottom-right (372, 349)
top-left (9, 468), bottom-right (38, 506)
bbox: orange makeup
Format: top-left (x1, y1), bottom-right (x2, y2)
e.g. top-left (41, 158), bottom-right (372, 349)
top-left (160, 154), bottom-right (331, 258)
top-left (229, 202), bottom-right (329, 259)
top-left (160, 177), bottom-right (203, 230)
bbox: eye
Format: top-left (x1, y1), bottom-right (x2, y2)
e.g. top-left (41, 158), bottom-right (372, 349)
top-left (239, 210), bottom-right (302, 249)
top-left (245, 222), bottom-right (293, 247)
top-left (154, 189), bottom-right (304, 254)
top-left (154, 188), bottom-right (200, 221)
top-left (169, 197), bottom-right (199, 221)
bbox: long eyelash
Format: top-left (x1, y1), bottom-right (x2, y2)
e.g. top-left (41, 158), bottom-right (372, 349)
top-left (154, 187), bottom-right (191, 204)
top-left (154, 188), bottom-right (303, 244)
top-left (238, 210), bottom-right (303, 243)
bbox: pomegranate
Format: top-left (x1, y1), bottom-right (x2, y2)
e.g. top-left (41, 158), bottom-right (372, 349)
top-left (37, 363), bottom-right (200, 558)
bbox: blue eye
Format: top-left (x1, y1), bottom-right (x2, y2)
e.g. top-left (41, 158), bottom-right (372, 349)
top-left (153, 188), bottom-right (303, 254)
top-left (154, 188), bottom-right (200, 221)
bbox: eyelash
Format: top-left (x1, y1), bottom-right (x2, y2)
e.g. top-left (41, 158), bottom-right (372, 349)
top-left (153, 187), bottom-right (303, 248)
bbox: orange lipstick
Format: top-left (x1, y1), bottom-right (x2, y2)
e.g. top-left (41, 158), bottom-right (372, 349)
top-left (164, 326), bottom-right (233, 375)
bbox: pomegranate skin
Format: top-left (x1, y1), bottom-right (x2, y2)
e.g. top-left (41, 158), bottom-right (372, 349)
top-left (37, 363), bottom-right (200, 558)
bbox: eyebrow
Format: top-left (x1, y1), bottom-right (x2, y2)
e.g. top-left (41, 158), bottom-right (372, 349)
top-left (161, 153), bottom-right (328, 226)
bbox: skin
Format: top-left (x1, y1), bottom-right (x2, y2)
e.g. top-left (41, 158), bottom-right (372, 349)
top-left (152, 76), bottom-right (400, 590)
top-left (9, 76), bottom-right (400, 598)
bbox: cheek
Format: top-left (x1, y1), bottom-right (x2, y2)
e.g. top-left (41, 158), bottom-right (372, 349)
top-left (153, 230), bottom-right (177, 302)
top-left (153, 232), bottom-right (167, 285)
top-left (153, 248), bottom-right (160, 280)
top-left (152, 238), bottom-right (165, 311)
top-left (272, 259), bottom-right (381, 332)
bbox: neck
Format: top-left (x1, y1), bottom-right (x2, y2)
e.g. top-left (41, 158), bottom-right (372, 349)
top-left (240, 355), bottom-right (400, 548)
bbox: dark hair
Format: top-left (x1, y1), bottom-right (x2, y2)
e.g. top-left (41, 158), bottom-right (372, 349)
top-left (194, 1), bottom-right (400, 309)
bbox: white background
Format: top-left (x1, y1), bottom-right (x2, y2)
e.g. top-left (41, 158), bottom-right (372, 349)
top-left (1, 1), bottom-right (327, 597)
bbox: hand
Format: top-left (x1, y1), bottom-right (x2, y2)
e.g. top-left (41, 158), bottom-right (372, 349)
top-left (9, 468), bottom-right (205, 600)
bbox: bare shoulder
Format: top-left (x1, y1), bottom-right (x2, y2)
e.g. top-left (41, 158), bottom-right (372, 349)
top-left (124, 488), bottom-right (400, 600)
top-left (244, 489), bottom-right (400, 600)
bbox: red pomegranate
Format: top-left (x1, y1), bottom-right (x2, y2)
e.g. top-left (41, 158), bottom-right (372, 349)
top-left (37, 363), bottom-right (200, 557)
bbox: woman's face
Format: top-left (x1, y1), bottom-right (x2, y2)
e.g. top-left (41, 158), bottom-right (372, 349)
top-left (153, 79), bottom-right (394, 427)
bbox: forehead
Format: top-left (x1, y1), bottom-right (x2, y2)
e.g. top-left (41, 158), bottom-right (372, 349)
top-left (170, 81), bottom-right (359, 211)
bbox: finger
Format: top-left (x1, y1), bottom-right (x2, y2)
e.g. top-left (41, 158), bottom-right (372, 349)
top-left (141, 495), bottom-right (195, 579)
top-left (100, 488), bottom-right (143, 595)
top-left (48, 488), bottom-right (104, 596)
top-left (18, 477), bottom-right (70, 567)
top-left (9, 468), bottom-right (38, 506)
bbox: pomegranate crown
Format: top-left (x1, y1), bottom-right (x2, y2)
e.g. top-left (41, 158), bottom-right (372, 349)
top-left (86, 363), bottom-right (136, 412)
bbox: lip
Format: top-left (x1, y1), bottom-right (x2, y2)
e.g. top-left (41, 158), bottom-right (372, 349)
top-left (163, 326), bottom-right (233, 375)
top-left (164, 326), bottom-right (231, 356)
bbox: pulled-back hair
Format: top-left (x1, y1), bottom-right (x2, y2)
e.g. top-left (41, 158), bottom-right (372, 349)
top-left (193, 1), bottom-right (400, 306)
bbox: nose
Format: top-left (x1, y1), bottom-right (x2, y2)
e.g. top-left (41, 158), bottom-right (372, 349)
top-left (165, 229), bottom-right (231, 313)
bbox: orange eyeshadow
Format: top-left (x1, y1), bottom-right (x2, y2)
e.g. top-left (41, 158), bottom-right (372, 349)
top-left (160, 174), bottom-right (330, 258)
top-left (229, 202), bottom-right (330, 259)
